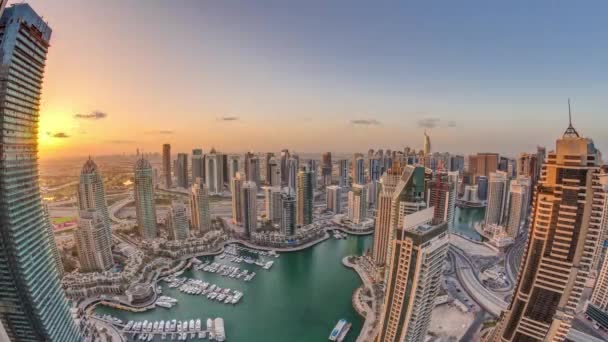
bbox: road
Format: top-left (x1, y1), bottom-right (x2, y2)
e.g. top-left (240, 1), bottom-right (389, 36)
top-left (505, 232), bottom-right (527, 285)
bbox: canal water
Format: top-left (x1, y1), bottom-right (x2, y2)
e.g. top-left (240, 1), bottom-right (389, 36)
top-left (452, 207), bottom-right (485, 241)
top-left (96, 235), bottom-right (373, 342)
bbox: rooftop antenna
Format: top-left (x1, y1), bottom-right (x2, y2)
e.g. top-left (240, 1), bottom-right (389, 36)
top-left (568, 98), bottom-right (572, 127)
top-left (564, 98), bottom-right (580, 138)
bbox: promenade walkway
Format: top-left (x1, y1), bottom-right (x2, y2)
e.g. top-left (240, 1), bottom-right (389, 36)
top-left (343, 256), bottom-right (381, 342)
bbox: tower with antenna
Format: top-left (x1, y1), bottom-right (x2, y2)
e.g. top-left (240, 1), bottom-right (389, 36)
top-left (564, 98), bottom-right (580, 138)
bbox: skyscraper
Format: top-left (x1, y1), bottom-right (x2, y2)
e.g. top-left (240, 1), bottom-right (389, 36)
top-left (489, 121), bottom-right (604, 341)
top-left (372, 166), bottom-right (402, 269)
top-left (470, 152), bottom-right (499, 178)
top-left (248, 155), bottom-right (261, 185)
top-left (75, 209), bottom-right (114, 272)
top-left (423, 130), bottom-right (431, 156)
top-left (308, 159), bottom-right (318, 190)
top-left (134, 156), bottom-right (158, 239)
top-left (231, 172), bottom-right (245, 225)
top-left (375, 207), bottom-right (449, 342)
top-left (426, 171), bottom-right (458, 230)
top-left (263, 186), bottom-right (282, 225)
top-left (77, 158), bottom-right (111, 226)
top-left (176, 152), bottom-right (189, 188)
top-left (353, 155), bottom-right (365, 185)
top-left (516, 152), bottom-right (539, 184)
top-left (505, 176), bottom-right (531, 238)
top-left (322, 152), bottom-right (332, 186)
top-left (167, 201), bottom-right (190, 240)
top-left (296, 167), bottom-right (313, 226)
top-left (192, 148), bottom-right (205, 183)
top-left (163, 143), bottom-right (172, 187)
top-left (264, 152), bottom-right (274, 184)
top-left (206, 148), bottom-right (224, 194)
top-left (241, 181), bottom-right (258, 238)
top-left (339, 159), bottom-right (349, 187)
top-left (43, 202), bottom-right (64, 278)
top-left (0, 5), bottom-right (81, 340)
top-left (287, 156), bottom-right (299, 192)
top-left (229, 155), bottom-right (240, 179)
top-left (326, 185), bottom-right (342, 214)
top-left (280, 149), bottom-right (290, 186)
top-left (484, 171), bottom-right (509, 227)
top-left (368, 157), bottom-right (382, 182)
top-left (267, 158), bottom-right (280, 186)
top-left (348, 184), bottom-right (367, 224)
top-left (281, 192), bottom-right (296, 236)
top-left (190, 178), bottom-right (211, 234)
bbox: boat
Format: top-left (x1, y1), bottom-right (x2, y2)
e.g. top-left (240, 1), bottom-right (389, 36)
top-left (153, 321), bottom-right (159, 331)
top-left (195, 319), bottom-right (201, 331)
top-left (147, 334), bottom-right (154, 341)
top-left (329, 319), bottom-right (347, 341)
top-left (156, 301), bottom-right (173, 308)
top-left (336, 323), bottom-right (352, 342)
top-left (159, 320), bottom-right (165, 332)
top-left (214, 318), bottom-right (225, 342)
top-left (189, 319), bottom-right (195, 331)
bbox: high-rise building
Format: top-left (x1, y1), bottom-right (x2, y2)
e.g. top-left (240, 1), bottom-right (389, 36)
top-left (268, 158), bottom-right (280, 186)
top-left (489, 121), bottom-right (605, 341)
top-left (423, 130), bottom-right (431, 156)
top-left (375, 207), bottom-right (449, 342)
top-left (353, 156), bottom-right (365, 185)
top-left (264, 152), bottom-right (274, 184)
top-left (449, 155), bottom-right (465, 173)
top-left (484, 171), bottom-right (509, 227)
top-left (176, 152), bottom-right (189, 188)
top-left (77, 157), bottom-right (111, 232)
top-left (426, 171), bottom-right (458, 230)
top-left (0, 5), bottom-right (82, 340)
top-left (43, 203), bottom-right (64, 278)
top-left (248, 155), bottom-right (261, 185)
top-left (205, 148), bottom-right (224, 194)
top-left (190, 178), bottom-right (211, 235)
top-left (229, 155), bottom-right (240, 179)
top-left (280, 149), bottom-right (290, 186)
top-left (167, 201), bottom-right (190, 240)
top-left (222, 154), bottom-right (229, 185)
top-left (192, 148), bottom-right (205, 183)
top-left (134, 157), bottom-right (158, 239)
top-left (505, 176), bottom-right (531, 238)
top-left (308, 159), bottom-right (318, 190)
top-left (372, 167), bottom-right (402, 269)
top-left (163, 143), bottom-right (172, 187)
top-left (469, 152), bottom-right (499, 178)
top-left (367, 180), bottom-right (379, 207)
top-left (476, 175), bottom-right (489, 201)
top-left (322, 152), bottom-right (332, 186)
top-left (348, 184), bottom-right (367, 224)
top-left (368, 157), bottom-right (382, 182)
top-left (75, 209), bottom-right (114, 272)
top-left (263, 186), bottom-right (282, 225)
top-left (287, 156), bottom-right (299, 192)
top-left (326, 185), bottom-right (342, 214)
top-left (231, 172), bottom-right (245, 225)
top-left (516, 152), bottom-right (539, 185)
top-left (241, 181), bottom-right (258, 238)
top-left (296, 167), bottom-right (313, 226)
top-left (339, 159), bottom-right (349, 187)
top-left (281, 192), bottom-right (296, 236)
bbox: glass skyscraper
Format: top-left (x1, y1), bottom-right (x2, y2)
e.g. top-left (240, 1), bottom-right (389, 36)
top-left (0, 4), bottom-right (81, 341)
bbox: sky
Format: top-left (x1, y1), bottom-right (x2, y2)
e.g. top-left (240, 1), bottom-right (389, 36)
top-left (16, 0), bottom-right (608, 159)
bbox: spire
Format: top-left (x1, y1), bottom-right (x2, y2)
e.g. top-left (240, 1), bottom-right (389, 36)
top-left (563, 98), bottom-right (580, 138)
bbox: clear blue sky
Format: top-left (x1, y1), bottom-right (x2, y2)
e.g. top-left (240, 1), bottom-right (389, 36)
top-left (18, 0), bottom-right (608, 157)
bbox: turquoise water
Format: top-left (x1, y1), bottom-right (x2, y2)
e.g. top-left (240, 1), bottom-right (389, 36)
top-left (96, 236), bottom-right (373, 342)
top-left (452, 207), bottom-right (485, 241)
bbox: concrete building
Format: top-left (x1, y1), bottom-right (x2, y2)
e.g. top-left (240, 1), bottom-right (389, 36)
top-left (348, 184), bottom-right (367, 224)
top-left (190, 178), bottom-right (211, 234)
top-left (264, 152), bottom-right (275, 184)
top-left (75, 209), bottom-right (114, 273)
top-left (231, 172), bottom-right (245, 225)
top-left (296, 167), bottom-right (313, 226)
top-left (469, 152), bottom-right (499, 179)
top-left (0, 5), bottom-right (82, 340)
top-left (228, 155), bottom-right (240, 179)
top-left (326, 185), bottom-right (342, 214)
top-left (267, 158), bottom-right (280, 186)
top-left (505, 176), bottom-right (531, 238)
top-left (423, 130), bottom-right (431, 156)
top-left (176, 152), bottom-right (189, 188)
top-left (281, 192), bottom-right (296, 236)
top-left (375, 208), bottom-right (449, 342)
top-left (43, 203), bottom-right (64, 278)
top-left (247, 155), bottom-right (261, 185)
top-left (263, 186), bottom-right (282, 225)
top-left (353, 155), bottom-right (365, 185)
top-left (489, 122), bottom-right (605, 341)
top-left (280, 149), bottom-right (290, 186)
top-left (339, 159), bottom-right (349, 187)
top-left (426, 171), bottom-right (458, 230)
top-left (516, 153), bottom-right (539, 184)
top-left (322, 152), bottom-right (332, 186)
top-left (134, 157), bottom-right (158, 239)
top-left (167, 201), bottom-right (190, 240)
top-left (287, 156), bottom-right (299, 192)
top-left (192, 148), bottom-right (205, 183)
top-left (206, 148), bottom-right (224, 194)
top-left (372, 167), bottom-right (402, 269)
top-left (241, 181), bottom-right (258, 238)
top-left (476, 175), bottom-right (488, 201)
top-left (484, 171), bottom-right (509, 227)
top-left (162, 144), bottom-right (172, 188)
top-left (308, 159), bottom-right (318, 190)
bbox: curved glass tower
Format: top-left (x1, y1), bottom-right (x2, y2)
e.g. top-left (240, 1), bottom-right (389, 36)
top-left (0, 4), bottom-right (81, 341)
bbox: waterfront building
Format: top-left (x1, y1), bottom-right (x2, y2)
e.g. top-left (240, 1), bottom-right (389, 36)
top-left (489, 121), bottom-right (605, 341)
top-left (353, 155), bottom-right (365, 185)
top-left (462, 185), bottom-right (479, 202)
top-left (426, 171), bottom-right (458, 230)
top-left (369, 157), bottom-right (382, 182)
top-left (505, 176), bottom-right (531, 238)
top-left (248, 155), bottom-right (261, 185)
top-left (476, 175), bottom-right (488, 201)
top-left (367, 180), bottom-right (379, 207)
top-left (205, 148), bottom-right (224, 194)
top-left (484, 171), bottom-right (509, 227)
top-left (75, 209), bottom-right (114, 272)
top-left (229, 154), bottom-right (240, 179)
top-left (268, 158), bottom-right (281, 186)
top-left (322, 152), bottom-right (332, 186)
top-left (296, 167), bottom-right (313, 226)
top-left (241, 181), bottom-right (258, 238)
top-left (190, 177), bottom-right (211, 234)
top-left (348, 184), bottom-right (367, 224)
top-left (167, 201), bottom-right (190, 240)
top-left (43, 203), bottom-right (64, 277)
top-left (176, 152), bottom-right (189, 188)
top-left (0, 6), bottom-right (82, 340)
top-left (134, 156), bottom-right (158, 239)
top-left (375, 207), bottom-right (449, 342)
top-left (263, 186), bottom-right (282, 225)
top-left (592, 246), bottom-right (608, 312)
top-left (192, 148), bottom-right (205, 182)
top-left (469, 152), bottom-right (499, 178)
top-left (326, 185), bottom-right (342, 214)
top-left (308, 159), bottom-right (318, 190)
top-left (163, 143), bottom-right (172, 187)
top-left (423, 130), bottom-right (431, 156)
top-left (231, 172), bottom-right (245, 225)
top-left (592, 173), bottom-right (608, 270)
top-left (264, 152), bottom-right (275, 184)
top-left (287, 156), bottom-right (299, 192)
top-left (372, 166), bottom-right (402, 268)
top-left (339, 159), bottom-right (349, 187)
top-left (281, 192), bottom-right (296, 236)
top-left (280, 149), bottom-right (290, 186)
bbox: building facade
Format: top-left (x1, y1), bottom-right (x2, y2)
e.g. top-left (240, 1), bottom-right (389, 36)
top-left (326, 185), bottom-right (342, 214)
top-left (176, 153), bottom-right (189, 188)
top-left (190, 178), bottom-right (211, 234)
top-left (75, 209), bottom-right (114, 272)
top-left (231, 172), bottom-right (245, 225)
top-left (205, 148), bottom-right (224, 194)
top-left (484, 171), bottom-right (509, 227)
top-left (163, 143), bottom-right (172, 187)
top-left (296, 167), bottom-right (313, 226)
top-left (192, 148), bottom-right (205, 183)
top-left (134, 157), bottom-right (158, 239)
top-left (167, 201), bottom-right (190, 240)
top-left (348, 184), bottom-right (367, 224)
top-left (426, 171), bottom-right (458, 230)
top-left (241, 181), bottom-right (258, 238)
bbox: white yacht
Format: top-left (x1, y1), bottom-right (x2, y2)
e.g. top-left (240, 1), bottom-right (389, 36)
top-left (214, 318), bottom-right (226, 342)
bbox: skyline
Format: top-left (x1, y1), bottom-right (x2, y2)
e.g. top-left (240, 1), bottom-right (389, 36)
top-left (22, 0), bottom-right (608, 158)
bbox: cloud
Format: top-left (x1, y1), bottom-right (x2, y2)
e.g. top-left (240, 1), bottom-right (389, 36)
top-left (217, 116), bottom-right (239, 121)
top-left (145, 130), bottom-right (173, 135)
top-left (106, 139), bottom-right (136, 144)
top-left (351, 119), bottom-right (380, 126)
top-left (417, 117), bottom-right (456, 128)
top-left (74, 110), bottom-right (108, 120)
top-left (52, 132), bottom-right (70, 138)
